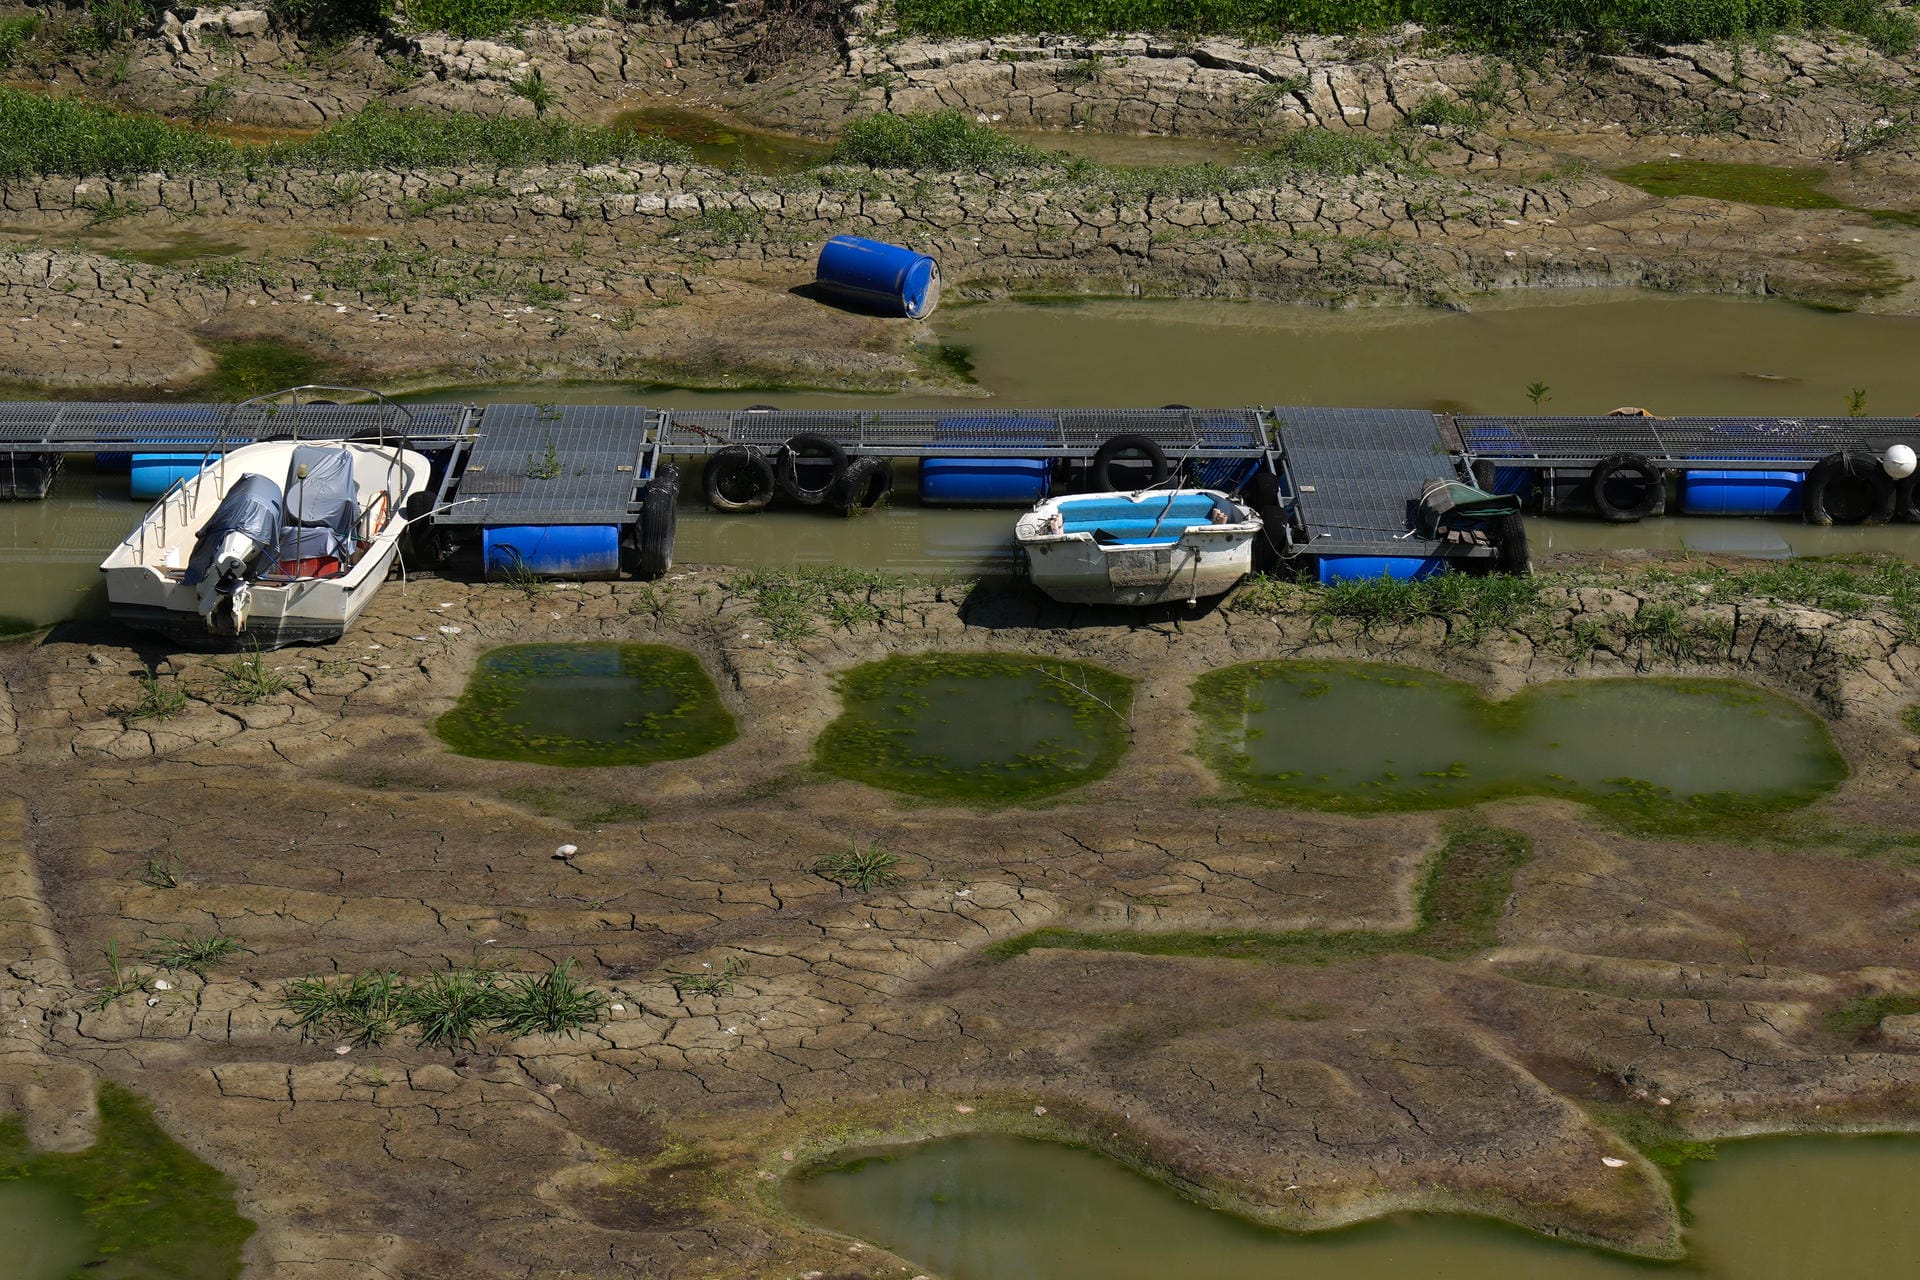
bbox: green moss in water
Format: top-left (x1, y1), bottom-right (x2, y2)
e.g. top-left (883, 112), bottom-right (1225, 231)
top-left (1190, 661), bottom-right (1847, 833)
top-left (435, 642), bottom-right (736, 767)
top-left (815, 652), bottom-right (1134, 803)
top-left (1613, 160), bottom-right (1845, 209)
top-left (0, 1081), bottom-right (256, 1279)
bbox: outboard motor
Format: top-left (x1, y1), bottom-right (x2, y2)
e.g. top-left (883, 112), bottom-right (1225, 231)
top-left (184, 473), bottom-right (284, 635)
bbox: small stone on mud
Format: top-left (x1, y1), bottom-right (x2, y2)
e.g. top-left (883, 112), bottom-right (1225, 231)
top-left (554, 844), bottom-right (578, 859)
top-left (954, 1104), bottom-right (974, 1114)
top-left (334, 1044), bottom-right (352, 1055)
top-left (438, 625), bottom-right (462, 635)
top-left (152, 979), bottom-right (172, 991)
top-left (1602, 1156), bottom-right (1628, 1167)
top-left (1034, 1106), bottom-right (1047, 1116)
top-left (781, 1149), bottom-right (795, 1161)
top-left (146, 997), bottom-right (158, 1006)
top-left (1658, 1097), bottom-right (1672, 1106)
top-left (610, 1003), bottom-right (624, 1013)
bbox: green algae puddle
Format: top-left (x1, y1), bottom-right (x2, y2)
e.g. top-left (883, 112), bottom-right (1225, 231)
top-left (815, 653), bottom-right (1133, 803)
top-left (786, 1132), bottom-right (1920, 1280)
top-left (1191, 662), bottom-right (1844, 827)
top-left (610, 106), bottom-right (832, 172)
top-left (435, 642), bottom-right (736, 767)
top-left (0, 1082), bottom-right (255, 1279)
top-left (1613, 159), bottom-right (1919, 227)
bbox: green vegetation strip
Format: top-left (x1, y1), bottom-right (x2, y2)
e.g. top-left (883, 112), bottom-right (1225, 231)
top-left (435, 642), bottom-right (736, 768)
top-left (889, 0), bottom-right (1918, 53)
top-left (986, 823), bottom-right (1531, 963)
top-left (0, 1082), bottom-right (256, 1279)
top-left (815, 652), bottom-right (1135, 804)
top-left (282, 959), bottom-right (608, 1049)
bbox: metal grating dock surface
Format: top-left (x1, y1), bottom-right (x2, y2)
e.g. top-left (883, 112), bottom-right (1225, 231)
top-left (1457, 415), bottom-right (1920, 469)
top-left (436, 403), bottom-right (659, 526)
top-left (662, 407), bottom-right (1274, 457)
top-left (0, 400), bottom-right (471, 452)
top-left (1276, 406), bottom-right (1457, 553)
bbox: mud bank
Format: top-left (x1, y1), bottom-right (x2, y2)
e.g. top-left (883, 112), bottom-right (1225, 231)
top-left (3, 561), bottom-right (1920, 1276)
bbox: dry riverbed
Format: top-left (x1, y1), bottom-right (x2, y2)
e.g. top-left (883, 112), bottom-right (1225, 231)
top-left (3, 560), bottom-right (1920, 1276)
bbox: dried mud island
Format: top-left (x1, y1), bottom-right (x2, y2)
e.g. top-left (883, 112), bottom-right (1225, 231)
top-left (5, 558), bottom-right (1920, 1277)
top-left (0, 4), bottom-right (1918, 393)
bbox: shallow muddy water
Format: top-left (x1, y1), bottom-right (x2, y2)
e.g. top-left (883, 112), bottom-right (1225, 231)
top-left (610, 105), bottom-right (833, 172)
top-left (786, 1132), bottom-right (1920, 1280)
top-left (434, 642), bottom-right (736, 767)
top-left (1190, 662), bottom-right (1844, 816)
top-left (6, 294), bottom-right (1920, 628)
top-left (815, 653), bottom-right (1133, 802)
top-left (0, 1181), bottom-right (96, 1279)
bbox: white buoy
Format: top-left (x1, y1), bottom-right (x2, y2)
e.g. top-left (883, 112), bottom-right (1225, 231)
top-left (1883, 444), bottom-right (1917, 480)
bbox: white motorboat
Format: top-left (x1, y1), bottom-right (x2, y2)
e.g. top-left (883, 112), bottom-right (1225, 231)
top-left (101, 436), bottom-right (431, 648)
top-left (1015, 488), bottom-right (1262, 606)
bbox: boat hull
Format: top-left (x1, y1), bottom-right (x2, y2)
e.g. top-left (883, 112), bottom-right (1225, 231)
top-left (1015, 488), bottom-right (1261, 606)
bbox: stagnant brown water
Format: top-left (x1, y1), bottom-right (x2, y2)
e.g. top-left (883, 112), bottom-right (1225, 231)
top-left (4, 293), bottom-right (1919, 626)
top-left (787, 1133), bottom-right (1920, 1280)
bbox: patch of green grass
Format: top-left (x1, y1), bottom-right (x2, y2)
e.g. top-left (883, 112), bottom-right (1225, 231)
top-left (119, 670), bottom-right (188, 726)
top-left (402, 966), bottom-right (502, 1050)
top-left (136, 854), bottom-right (182, 890)
top-left (808, 841), bottom-right (903, 892)
top-left (1904, 704), bottom-right (1920, 736)
top-left (143, 930), bottom-right (243, 977)
top-left (1234, 571), bottom-right (1546, 645)
top-left (0, 15), bottom-right (40, 68)
top-left (986, 823), bottom-right (1531, 964)
top-left (0, 1082), bottom-right (256, 1278)
top-left (1613, 160), bottom-right (1845, 209)
top-left (199, 339), bottom-right (327, 402)
top-left (727, 563), bottom-right (905, 642)
top-left (832, 109), bottom-right (1047, 171)
top-left (404, 0), bottom-right (602, 39)
top-left (85, 940), bottom-right (150, 1010)
top-left (213, 645), bottom-right (294, 705)
top-left (280, 970), bottom-right (407, 1046)
top-left (667, 956), bottom-right (746, 998)
top-left (491, 958), bottom-right (608, 1039)
top-left (280, 961), bottom-right (610, 1050)
top-left (1825, 991), bottom-right (1920, 1037)
top-left (675, 205), bottom-right (764, 245)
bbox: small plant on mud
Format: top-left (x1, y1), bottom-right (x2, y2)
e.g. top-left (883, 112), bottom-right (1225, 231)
top-left (667, 957), bottom-right (746, 998)
top-left (505, 67), bottom-right (555, 118)
top-left (85, 941), bottom-right (151, 1010)
top-left (136, 853), bottom-right (182, 890)
top-left (214, 644), bottom-right (293, 704)
top-left (282, 970), bottom-right (407, 1046)
top-left (402, 966), bottom-right (501, 1050)
top-left (492, 959), bottom-right (608, 1038)
top-left (808, 841), bottom-right (902, 893)
top-left (627, 581), bottom-right (679, 620)
top-left (120, 669), bottom-right (188, 725)
top-left (492, 552), bottom-right (547, 596)
top-left (144, 930), bottom-right (244, 976)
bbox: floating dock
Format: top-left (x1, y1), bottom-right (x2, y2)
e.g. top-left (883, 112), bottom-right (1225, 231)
top-left (3, 395), bottom-right (1915, 581)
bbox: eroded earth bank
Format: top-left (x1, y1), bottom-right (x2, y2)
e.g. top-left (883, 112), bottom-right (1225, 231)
top-left (4, 559), bottom-right (1920, 1276)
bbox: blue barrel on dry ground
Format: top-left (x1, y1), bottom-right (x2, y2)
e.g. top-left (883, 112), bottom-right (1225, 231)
top-left (483, 525), bottom-right (621, 579)
top-left (814, 235), bottom-right (940, 318)
top-left (1316, 554), bottom-right (1446, 584)
top-left (1679, 470), bottom-right (1806, 517)
top-left (130, 454), bottom-right (211, 499)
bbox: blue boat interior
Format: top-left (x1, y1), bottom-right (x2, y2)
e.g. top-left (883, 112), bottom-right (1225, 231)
top-left (1057, 493), bottom-right (1229, 546)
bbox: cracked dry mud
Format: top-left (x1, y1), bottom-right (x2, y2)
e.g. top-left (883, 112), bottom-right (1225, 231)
top-left (3, 562), bottom-right (1919, 1277)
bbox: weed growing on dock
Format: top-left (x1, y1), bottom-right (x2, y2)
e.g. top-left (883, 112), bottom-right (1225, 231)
top-left (809, 841), bottom-right (903, 892)
top-left (120, 669), bottom-right (188, 725)
top-left (144, 930), bottom-right (243, 976)
top-left (214, 645), bottom-right (293, 705)
top-left (986, 823), bottom-right (1531, 965)
top-left (668, 957), bottom-right (747, 998)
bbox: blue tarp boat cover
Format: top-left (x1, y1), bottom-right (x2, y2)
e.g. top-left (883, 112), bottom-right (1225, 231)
top-left (283, 445), bottom-right (359, 559)
top-left (184, 473), bottom-right (283, 584)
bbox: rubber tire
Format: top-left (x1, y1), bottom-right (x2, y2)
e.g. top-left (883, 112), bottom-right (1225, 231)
top-left (1588, 453), bottom-right (1666, 523)
top-left (1091, 433), bottom-right (1171, 491)
top-left (1471, 459), bottom-right (1496, 491)
top-left (1804, 451), bottom-right (1897, 526)
top-left (704, 445), bottom-right (776, 513)
top-left (636, 463), bottom-right (679, 578)
top-left (1898, 475), bottom-right (1920, 524)
top-left (1494, 511), bottom-right (1532, 576)
top-left (832, 455), bottom-right (894, 512)
top-left (776, 433), bottom-right (848, 506)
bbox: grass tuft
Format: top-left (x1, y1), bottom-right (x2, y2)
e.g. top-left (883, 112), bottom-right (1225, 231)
top-left (808, 841), bottom-right (903, 892)
top-left (120, 669), bottom-right (188, 725)
top-left (492, 958), bottom-right (609, 1039)
top-left (279, 962), bottom-right (610, 1049)
top-left (143, 930), bottom-right (243, 976)
top-left (832, 109), bottom-right (1047, 171)
top-left (667, 956), bottom-right (746, 998)
top-left (215, 645), bottom-right (294, 705)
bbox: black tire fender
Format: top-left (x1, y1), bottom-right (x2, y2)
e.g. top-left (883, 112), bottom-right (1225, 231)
top-left (1589, 453), bottom-right (1666, 522)
top-left (1804, 451), bottom-right (1897, 526)
top-left (1494, 511), bottom-right (1532, 577)
top-left (1897, 474), bottom-right (1920, 524)
top-left (636, 463), bottom-right (679, 578)
top-left (832, 455), bottom-right (894, 512)
top-left (704, 445), bottom-right (775, 513)
top-left (1091, 433), bottom-right (1170, 491)
top-left (776, 433), bottom-right (848, 506)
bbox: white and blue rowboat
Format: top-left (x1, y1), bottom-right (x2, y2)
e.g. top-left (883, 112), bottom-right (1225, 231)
top-left (1014, 488), bottom-right (1261, 606)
